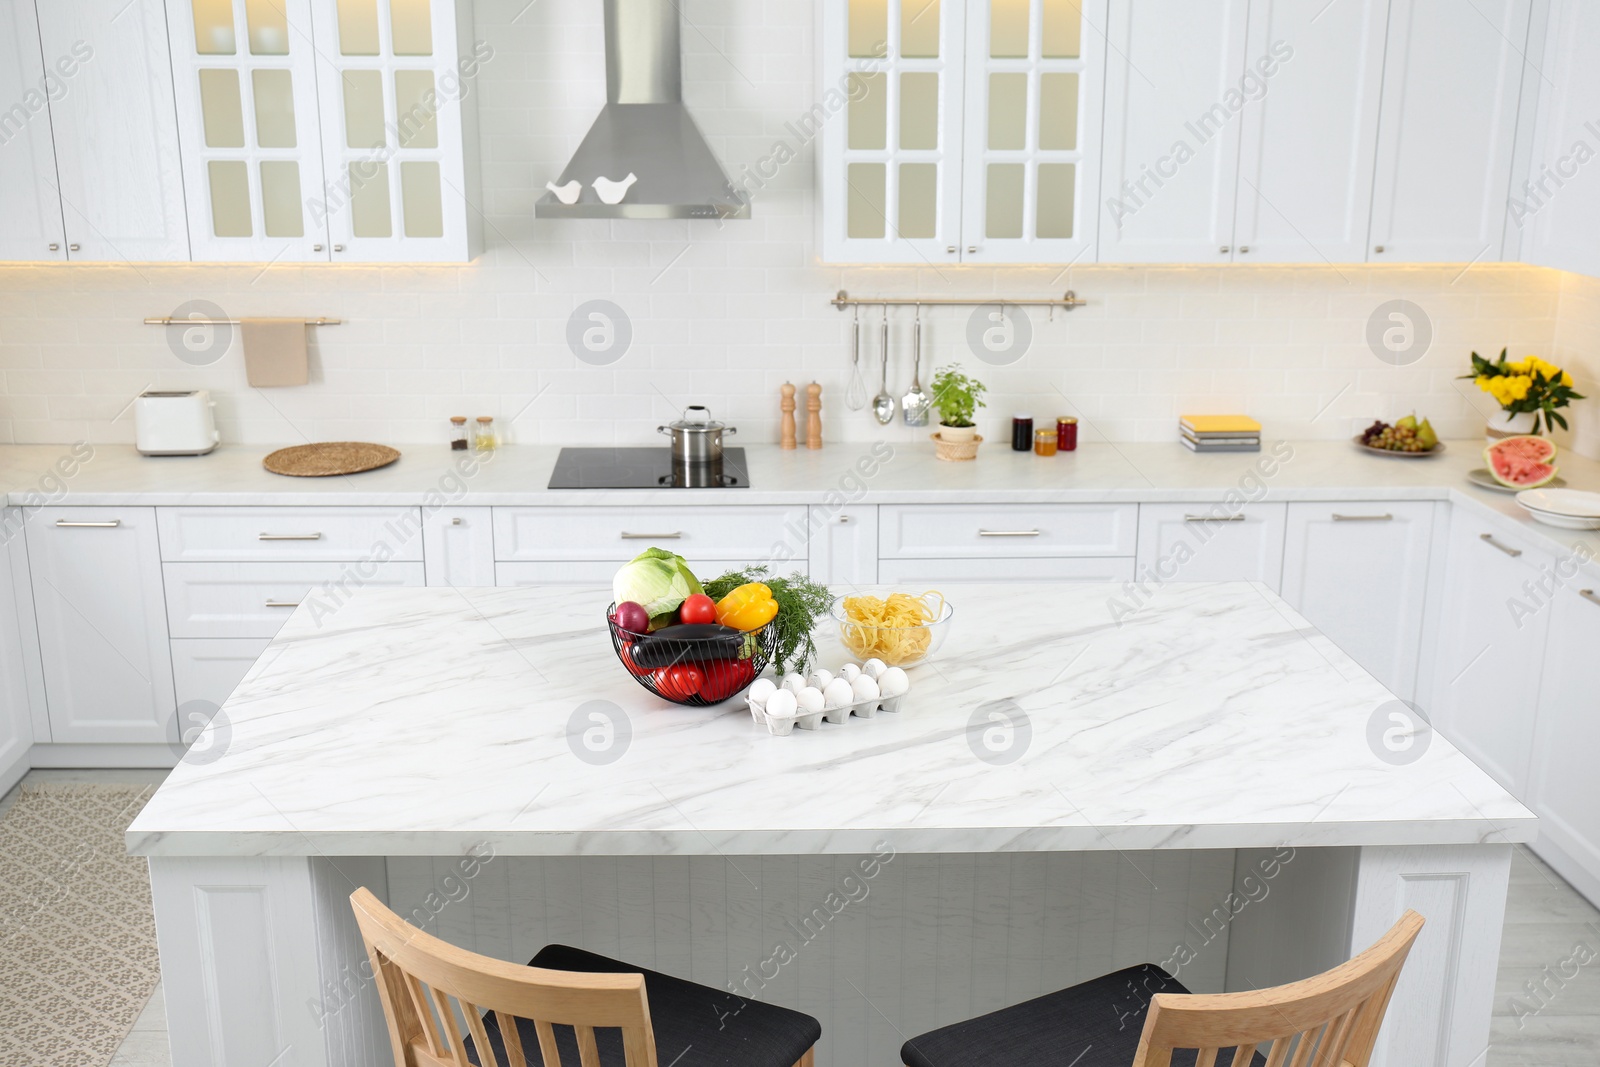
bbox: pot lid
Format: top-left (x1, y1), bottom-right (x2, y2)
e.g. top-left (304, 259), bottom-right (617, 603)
top-left (664, 405), bottom-right (728, 432)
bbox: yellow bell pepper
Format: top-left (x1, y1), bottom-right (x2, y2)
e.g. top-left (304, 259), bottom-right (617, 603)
top-left (716, 583), bottom-right (779, 631)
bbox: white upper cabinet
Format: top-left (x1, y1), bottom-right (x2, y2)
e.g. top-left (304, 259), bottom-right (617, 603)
top-left (959, 0), bottom-right (1105, 263)
top-left (820, 0), bottom-right (1103, 264)
top-left (1099, 0), bottom-right (1252, 263)
top-left (0, 1), bottom-right (68, 261)
top-left (1368, 0), bottom-right (1531, 263)
top-left (1521, 0), bottom-right (1600, 279)
top-left (309, 0), bottom-right (478, 262)
top-left (34, 0), bottom-right (191, 261)
top-left (169, 0), bottom-right (479, 262)
top-left (167, 0), bottom-right (329, 261)
top-left (821, 0), bottom-right (969, 264)
top-left (1230, 0), bottom-right (1390, 263)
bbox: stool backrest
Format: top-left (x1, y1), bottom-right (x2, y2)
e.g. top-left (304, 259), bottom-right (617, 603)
top-left (351, 887), bottom-right (659, 1067)
top-left (1132, 910), bottom-right (1425, 1067)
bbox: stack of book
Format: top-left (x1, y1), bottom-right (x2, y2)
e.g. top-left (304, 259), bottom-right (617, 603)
top-left (1180, 415), bottom-right (1261, 453)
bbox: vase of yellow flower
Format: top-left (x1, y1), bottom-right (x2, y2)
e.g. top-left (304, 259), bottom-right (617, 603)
top-left (1460, 348), bottom-right (1584, 444)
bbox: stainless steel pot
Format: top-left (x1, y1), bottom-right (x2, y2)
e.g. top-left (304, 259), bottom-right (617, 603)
top-left (658, 405), bottom-right (736, 463)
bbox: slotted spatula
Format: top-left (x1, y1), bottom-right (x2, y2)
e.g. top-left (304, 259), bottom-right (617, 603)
top-left (902, 305), bottom-right (930, 426)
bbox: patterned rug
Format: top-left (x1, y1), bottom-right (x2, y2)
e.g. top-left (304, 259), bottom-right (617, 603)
top-left (0, 784), bottom-right (161, 1067)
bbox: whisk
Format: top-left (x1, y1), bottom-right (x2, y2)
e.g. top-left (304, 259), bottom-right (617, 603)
top-left (845, 304), bottom-right (867, 411)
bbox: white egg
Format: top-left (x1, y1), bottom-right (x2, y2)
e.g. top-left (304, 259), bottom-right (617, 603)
top-left (796, 686), bottom-right (826, 713)
top-left (747, 678), bottom-right (777, 707)
top-left (878, 667), bottom-right (910, 697)
top-left (851, 674), bottom-right (881, 701)
top-left (822, 678), bottom-right (856, 709)
top-left (839, 663), bottom-right (862, 682)
top-left (810, 668), bottom-right (835, 690)
top-left (781, 673), bottom-right (807, 694)
top-left (765, 688), bottom-right (799, 718)
top-left (863, 658), bottom-right (888, 679)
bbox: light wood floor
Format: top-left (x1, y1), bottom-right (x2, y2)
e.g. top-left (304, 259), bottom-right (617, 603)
top-left (4, 771), bottom-right (1591, 1066)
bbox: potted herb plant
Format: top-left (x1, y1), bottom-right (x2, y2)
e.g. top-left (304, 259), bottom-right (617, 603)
top-left (931, 364), bottom-right (987, 459)
top-left (1462, 348), bottom-right (1585, 442)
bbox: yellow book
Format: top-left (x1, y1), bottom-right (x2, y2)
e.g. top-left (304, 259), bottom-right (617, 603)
top-left (1180, 415), bottom-right (1261, 434)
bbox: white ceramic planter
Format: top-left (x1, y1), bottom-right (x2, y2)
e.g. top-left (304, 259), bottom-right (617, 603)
top-left (1486, 411), bottom-right (1541, 446)
top-left (938, 423), bottom-right (978, 443)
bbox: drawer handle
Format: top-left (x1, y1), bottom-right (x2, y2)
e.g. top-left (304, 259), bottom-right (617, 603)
top-left (620, 531), bottom-right (683, 539)
top-left (978, 529), bottom-right (1041, 537)
top-left (54, 519), bottom-right (121, 528)
top-left (452, 517), bottom-right (463, 526)
top-left (259, 533), bottom-right (323, 541)
top-left (1332, 513), bottom-right (1393, 522)
top-left (1184, 514), bottom-right (1245, 522)
top-left (1580, 589), bottom-right (1599, 608)
top-left (265, 600), bottom-right (302, 608)
top-left (1480, 533), bottom-right (1522, 558)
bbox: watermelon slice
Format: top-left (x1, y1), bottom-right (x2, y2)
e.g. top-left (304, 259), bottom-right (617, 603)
top-left (1485, 435), bottom-right (1559, 488)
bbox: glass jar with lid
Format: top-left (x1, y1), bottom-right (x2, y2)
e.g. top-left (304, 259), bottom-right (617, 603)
top-left (449, 416), bottom-right (469, 451)
top-left (474, 416), bottom-right (497, 452)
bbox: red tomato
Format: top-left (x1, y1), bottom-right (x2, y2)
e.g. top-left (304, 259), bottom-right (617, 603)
top-left (699, 658), bottom-right (757, 702)
top-left (678, 594), bottom-right (717, 626)
top-left (654, 663), bottom-right (704, 701)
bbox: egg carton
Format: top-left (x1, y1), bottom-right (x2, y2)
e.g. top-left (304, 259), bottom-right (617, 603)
top-left (744, 662), bottom-right (911, 737)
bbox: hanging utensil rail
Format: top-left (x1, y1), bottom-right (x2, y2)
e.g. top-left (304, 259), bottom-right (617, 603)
top-left (832, 290), bottom-right (1085, 312)
top-left (144, 316), bottom-right (342, 326)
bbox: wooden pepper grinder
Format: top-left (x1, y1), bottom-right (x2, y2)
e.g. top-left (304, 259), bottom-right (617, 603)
top-left (806, 382), bottom-right (823, 450)
top-left (780, 382), bottom-right (797, 450)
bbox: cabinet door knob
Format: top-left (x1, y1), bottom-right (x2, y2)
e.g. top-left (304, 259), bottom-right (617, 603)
top-left (1238, 245), bottom-right (1251, 253)
top-left (313, 244), bottom-right (324, 252)
top-left (48, 242), bottom-right (59, 251)
top-left (947, 245), bottom-right (957, 254)
top-left (1219, 246), bottom-right (1230, 254)
top-left (333, 244), bottom-right (345, 252)
top-left (1479, 532), bottom-right (1522, 558)
top-left (1374, 245), bottom-right (1385, 254)
top-left (68, 243), bottom-right (80, 252)
top-left (1581, 589), bottom-right (1600, 608)
top-left (451, 517), bottom-right (463, 525)
top-left (967, 245), bottom-right (978, 254)
top-left (837, 515), bottom-right (851, 524)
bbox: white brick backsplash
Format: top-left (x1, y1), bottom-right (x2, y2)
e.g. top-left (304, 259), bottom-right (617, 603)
top-left (0, 0), bottom-right (1591, 456)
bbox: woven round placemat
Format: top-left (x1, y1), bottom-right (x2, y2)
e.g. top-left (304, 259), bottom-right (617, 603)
top-left (263, 442), bottom-right (401, 477)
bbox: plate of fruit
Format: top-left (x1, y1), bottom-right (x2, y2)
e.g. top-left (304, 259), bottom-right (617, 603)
top-left (1354, 415), bottom-right (1443, 457)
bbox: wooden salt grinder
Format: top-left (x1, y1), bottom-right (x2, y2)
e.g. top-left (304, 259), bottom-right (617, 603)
top-left (806, 382), bottom-right (823, 450)
top-left (780, 382), bottom-right (797, 450)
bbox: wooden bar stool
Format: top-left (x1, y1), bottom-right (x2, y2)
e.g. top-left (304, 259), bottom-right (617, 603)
top-left (351, 888), bottom-right (820, 1067)
top-left (900, 910), bottom-right (1424, 1067)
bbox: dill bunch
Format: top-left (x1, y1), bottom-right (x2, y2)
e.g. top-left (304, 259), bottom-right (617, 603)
top-left (703, 565), bottom-right (835, 676)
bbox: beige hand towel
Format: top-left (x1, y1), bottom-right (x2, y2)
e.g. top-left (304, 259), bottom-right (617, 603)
top-left (241, 318), bottom-right (309, 387)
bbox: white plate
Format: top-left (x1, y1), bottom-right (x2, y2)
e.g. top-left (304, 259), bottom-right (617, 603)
top-left (1467, 468), bottom-right (1567, 493)
top-left (1516, 487), bottom-right (1600, 519)
top-left (1517, 508), bottom-right (1600, 531)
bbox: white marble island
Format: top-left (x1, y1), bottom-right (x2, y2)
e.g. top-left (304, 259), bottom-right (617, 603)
top-left (129, 582), bottom-right (1530, 1067)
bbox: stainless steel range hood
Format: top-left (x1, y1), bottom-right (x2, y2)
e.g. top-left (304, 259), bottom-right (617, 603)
top-left (535, 0), bottom-right (750, 220)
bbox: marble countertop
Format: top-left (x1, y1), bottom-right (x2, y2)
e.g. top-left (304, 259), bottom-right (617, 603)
top-left (9, 438), bottom-right (1596, 566)
top-left (126, 581), bottom-right (1534, 858)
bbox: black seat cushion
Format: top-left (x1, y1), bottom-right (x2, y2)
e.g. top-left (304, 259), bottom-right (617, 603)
top-left (901, 964), bottom-right (1267, 1067)
top-left (466, 943), bottom-right (821, 1067)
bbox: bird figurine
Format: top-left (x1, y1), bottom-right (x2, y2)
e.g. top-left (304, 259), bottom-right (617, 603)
top-left (545, 179), bottom-right (581, 205)
top-left (592, 173), bottom-right (639, 205)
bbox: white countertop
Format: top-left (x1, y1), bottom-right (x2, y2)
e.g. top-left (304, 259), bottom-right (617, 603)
top-left (11, 438), bottom-right (1597, 567)
top-left (126, 581), bottom-right (1533, 858)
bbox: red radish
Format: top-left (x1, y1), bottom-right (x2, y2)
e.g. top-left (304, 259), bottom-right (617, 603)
top-left (614, 601), bottom-right (651, 634)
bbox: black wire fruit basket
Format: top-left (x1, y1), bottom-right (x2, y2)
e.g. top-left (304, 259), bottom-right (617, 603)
top-left (607, 604), bottom-right (779, 707)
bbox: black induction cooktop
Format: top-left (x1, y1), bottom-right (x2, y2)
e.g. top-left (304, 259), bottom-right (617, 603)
top-left (548, 447), bottom-right (750, 489)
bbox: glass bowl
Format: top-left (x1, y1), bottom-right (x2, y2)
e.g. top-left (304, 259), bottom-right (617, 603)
top-left (607, 605), bottom-right (777, 707)
top-left (830, 590), bottom-right (954, 668)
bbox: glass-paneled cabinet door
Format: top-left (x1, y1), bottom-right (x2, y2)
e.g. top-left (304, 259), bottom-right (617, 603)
top-left (960, 0), bottom-right (1106, 263)
top-left (309, 0), bottom-right (473, 262)
top-left (820, 0), bottom-right (968, 263)
top-left (168, 0), bottom-right (329, 261)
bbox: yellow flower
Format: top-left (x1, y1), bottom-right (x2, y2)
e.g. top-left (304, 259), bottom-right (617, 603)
top-left (1561, 371), bottom-right (1574, 387)
top-left (1506, 358), bottom-right (1532, 375)
top-left (1507, 375), bottom-right (1532, 401)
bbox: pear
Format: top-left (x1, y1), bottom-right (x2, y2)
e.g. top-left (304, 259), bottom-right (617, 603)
top-left (1416, 418), bottom-right (1438, 450)
top-left (1396, 413), bottom-right (1418, 432)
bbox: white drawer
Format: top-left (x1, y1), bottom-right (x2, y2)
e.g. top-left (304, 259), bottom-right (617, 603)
top-left (164, 561), bottom-right (426, 638)
top-left (877, 557), bottom-right (1137, 584)
top-left (158, 507), bottom-right (424, 562)
top-left (171, 638), bottom-right (272, 713)
top-left (1135, 503), bottom-right (1287, 591)
top-left (492, 506), bottom-right (805, 563)
top-left (496, 560), bottom-right (752, 588)
top-left (878, 504), bottom-right (1138, 558)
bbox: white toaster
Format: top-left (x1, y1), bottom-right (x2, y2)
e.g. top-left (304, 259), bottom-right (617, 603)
top-left (135, 390), bottom-right (220, 456)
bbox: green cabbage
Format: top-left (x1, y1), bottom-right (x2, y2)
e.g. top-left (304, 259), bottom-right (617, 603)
top-left (612, 547), bottom-right (704, 627)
